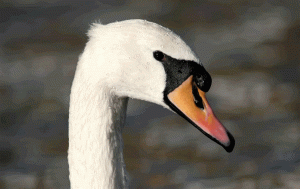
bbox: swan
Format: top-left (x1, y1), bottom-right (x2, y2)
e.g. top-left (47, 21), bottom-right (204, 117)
top-left (68, 19), bottom-right (235, 189)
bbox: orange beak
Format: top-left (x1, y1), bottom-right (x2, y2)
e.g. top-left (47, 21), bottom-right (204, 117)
top-left (166, 76), bottom-right (234, 152)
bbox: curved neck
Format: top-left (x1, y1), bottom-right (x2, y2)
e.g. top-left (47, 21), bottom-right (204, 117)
top-left (68, 73), bottom-right (129, 189)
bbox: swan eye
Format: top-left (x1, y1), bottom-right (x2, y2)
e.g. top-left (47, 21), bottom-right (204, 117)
top-left (153, 51), bottom-right (164, 61)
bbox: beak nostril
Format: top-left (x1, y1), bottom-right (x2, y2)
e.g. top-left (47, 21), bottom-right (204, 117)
top-left (192, 83), bottom-right (204, 110)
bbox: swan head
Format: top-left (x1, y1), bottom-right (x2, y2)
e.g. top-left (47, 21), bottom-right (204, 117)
top-left (83, 19), bottom-right (234, 152)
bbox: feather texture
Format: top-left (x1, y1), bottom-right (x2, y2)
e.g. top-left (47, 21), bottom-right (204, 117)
top-left (68, 19), bottom-right (198, 189)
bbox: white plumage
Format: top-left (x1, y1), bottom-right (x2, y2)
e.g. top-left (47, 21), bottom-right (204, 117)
top-left (68, 19), bottom-right (225, 189)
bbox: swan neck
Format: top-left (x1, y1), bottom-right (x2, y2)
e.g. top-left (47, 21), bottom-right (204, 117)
top-left (68, 77), bottom-right (128, 189)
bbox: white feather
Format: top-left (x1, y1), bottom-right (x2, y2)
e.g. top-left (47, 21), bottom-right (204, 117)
top-left (68, 19), bottom-right (198, 189)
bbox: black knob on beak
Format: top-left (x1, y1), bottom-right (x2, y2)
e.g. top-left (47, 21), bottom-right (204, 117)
top-left (193, 67), bottom-right (212, 92)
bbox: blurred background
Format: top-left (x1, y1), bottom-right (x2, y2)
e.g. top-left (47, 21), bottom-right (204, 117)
top-left (0, 0), bottom-right (300, 188)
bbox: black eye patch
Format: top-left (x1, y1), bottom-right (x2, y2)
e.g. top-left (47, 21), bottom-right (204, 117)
top-left (153, 50), bottom-right (212, 96)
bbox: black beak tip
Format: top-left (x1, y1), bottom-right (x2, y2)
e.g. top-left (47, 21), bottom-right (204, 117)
top-left (222, 131), bottom-right (235, 153)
